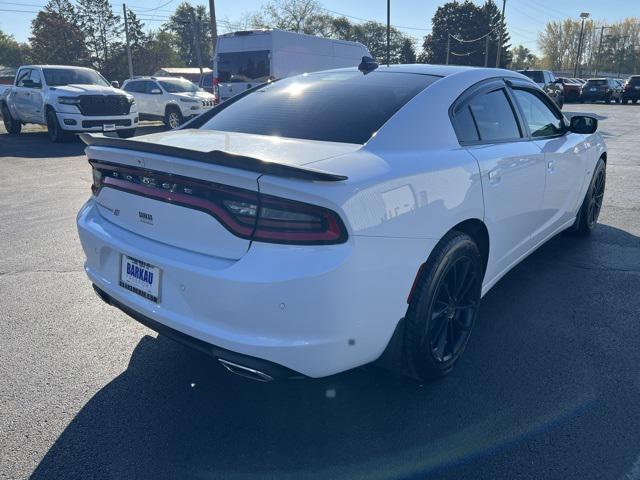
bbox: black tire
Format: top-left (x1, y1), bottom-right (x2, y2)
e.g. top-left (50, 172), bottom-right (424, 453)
top-left (164, 107), bottom-right (183, 129)
top-left (623, 99), bottom-right (630, 104)
top-left (580, 98), bottom-right (585, 103)
top-left (606, 93), bottom-right (612, 103)
top-left (571, 157), bottom-right (606, 236)
top-left (616, 96), bottom-right (621, 104)
top-left (2, 103), bottom-right (21, 134)
top-left (116, 128), bottom-right (136, 138)
top-left (633, 99), bottom-right (638, 104)
top-left (557, 96), bottom-right (564, 109)
top-left (46, 109), bottom-right (68, 143)
top-left (404, 231), bottom-right (483, 381)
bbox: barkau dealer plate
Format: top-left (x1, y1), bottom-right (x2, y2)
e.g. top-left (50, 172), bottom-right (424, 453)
top-left (119, 255), bottom-right (161, 303)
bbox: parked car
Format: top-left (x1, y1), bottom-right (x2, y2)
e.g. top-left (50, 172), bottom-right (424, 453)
top-left (214, 29), bottom-right (371, 102)
top-left (78, 63), bottom-right (606, 382)
top-left (516, 69), bottom-right (564, 108)
top-left (580, 78), bottom-right (623, 103)
top-left (556, 77), bottom-right (581, 102)
top-left (0, 65), bottom-right (137, 141)
top-left (122, 76), bottom-right (216, 129)
top-left (622, 75), bottom-right (640, 104)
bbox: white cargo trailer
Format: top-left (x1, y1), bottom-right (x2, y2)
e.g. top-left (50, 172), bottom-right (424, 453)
top-left (213, 29), bottom-right (371, 101)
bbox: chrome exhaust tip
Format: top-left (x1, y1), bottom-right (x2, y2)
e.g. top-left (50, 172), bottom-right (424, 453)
top-left (218, 358), bottom-right (274, 382)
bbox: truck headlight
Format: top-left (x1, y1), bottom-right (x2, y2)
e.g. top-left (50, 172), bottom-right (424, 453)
top-left (58, 96), bottom-right (81, 105)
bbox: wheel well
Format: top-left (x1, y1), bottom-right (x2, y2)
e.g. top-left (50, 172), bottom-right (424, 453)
top-left (451, 219), bottom-right (490, 277)
top-left (45, 104), bottom-right (56, 115)
top-left (406, 218), bottom-right (490, 306)
top-left (600, 152), bottom-right (607, 164)
top-left (165, 104), bottom-right (180, 115)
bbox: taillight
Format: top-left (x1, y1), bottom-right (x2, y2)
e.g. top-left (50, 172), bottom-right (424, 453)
top-left (90, 161), bottom-right (347, 245)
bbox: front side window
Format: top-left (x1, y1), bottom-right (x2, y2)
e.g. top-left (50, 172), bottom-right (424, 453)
top-left (512, 89), bottom-right (564, 138)
top-left (16, 69), bottom-right (31, 87)
top-left (467, 89), bottom-right (521, 142)
top-left (43, 68), bottom-right (110, 87)
top-left (217, 50), bottom-right (270, 83)
top-left (201, 71), bottom-right (439, 144)
top-left (158, 79), bottom-right (199, 93)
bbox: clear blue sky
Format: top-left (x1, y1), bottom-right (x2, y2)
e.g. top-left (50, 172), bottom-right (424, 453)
top-left (1, 0), bottom-right (637, 54)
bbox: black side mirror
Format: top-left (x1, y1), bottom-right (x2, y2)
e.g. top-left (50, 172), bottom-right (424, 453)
top-left (569, 115), bottom-right (597, 134)
top-left (111, 81), bottom-right (120, 88)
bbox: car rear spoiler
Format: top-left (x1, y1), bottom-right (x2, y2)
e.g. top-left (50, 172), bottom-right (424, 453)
top-left (80, 133), bottom-right (348, 182)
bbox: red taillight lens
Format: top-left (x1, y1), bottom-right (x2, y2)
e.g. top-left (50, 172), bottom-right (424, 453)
top-left (90, 161), bottom-right (347, 245)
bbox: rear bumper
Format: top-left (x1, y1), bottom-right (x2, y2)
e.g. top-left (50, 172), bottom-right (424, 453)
top-left (581, 91), bottom-right (610, 101)
top-left (92, 284), bottom-right (305, 380)
top-left (622, 91), bottom-right (640, 100)
top-left (56, 111), bottom-right (138, 132)
top-left (77, 199), bottom-right (435, 378)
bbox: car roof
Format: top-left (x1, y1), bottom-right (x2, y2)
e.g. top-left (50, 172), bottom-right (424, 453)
top-left (21, 65), bottom-right (95, 70)
top-left (319, 63), bottom-right (517, 79)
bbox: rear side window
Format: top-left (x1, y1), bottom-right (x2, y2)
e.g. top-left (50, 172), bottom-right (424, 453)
top-left (452, 105), bottom-right (479, 143)
top-left (467, 89), bottom-right (521, 142)
top-left (200, 71), bottom-right (440, 144)
top-left (519, 71), bottom-right (544, 83)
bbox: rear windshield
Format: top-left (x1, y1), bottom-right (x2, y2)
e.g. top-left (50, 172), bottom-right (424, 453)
top-left (43, 68), bottom-right (110, 87)
top-left (200, 71), bottom-right (439, 144)
top-left (519, 71), bottom-right (544, 83)
top-left (628, 76), bottom-right (640, 85)
top-left (217, 50), bottom-right (270, 83)
top-left (587, 79), bottom-right (607, 86)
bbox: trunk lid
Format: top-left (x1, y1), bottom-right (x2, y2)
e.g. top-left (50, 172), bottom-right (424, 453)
top-left (86, 130), bottom-right (357, 260)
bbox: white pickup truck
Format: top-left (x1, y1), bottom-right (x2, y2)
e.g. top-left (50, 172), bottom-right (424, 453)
top-left (0, 65), bottom-right (138, 142)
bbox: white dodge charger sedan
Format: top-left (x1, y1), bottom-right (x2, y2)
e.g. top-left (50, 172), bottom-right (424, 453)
top-left (77, 62), bottom-right (606, 381)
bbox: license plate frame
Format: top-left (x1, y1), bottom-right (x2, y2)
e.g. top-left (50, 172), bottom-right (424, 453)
top-left (119, 254), bottom-right (161, 303)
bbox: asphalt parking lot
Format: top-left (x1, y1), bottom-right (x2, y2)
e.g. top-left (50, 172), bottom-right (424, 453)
top-left (1, 106), bottom-right (640, 480)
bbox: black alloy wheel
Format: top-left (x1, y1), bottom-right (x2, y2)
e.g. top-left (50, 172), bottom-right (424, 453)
top-left (572, 157), bottom-right (606, 235)
top-left (405, 231), bottom-right (483, 380)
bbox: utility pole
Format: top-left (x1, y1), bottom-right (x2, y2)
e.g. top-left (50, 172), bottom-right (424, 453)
top-left (495, 0), bottom-right (506, 67)
top-left (191, 10), bottom-right (204, 81)
top-left (446, 33), bottom-right (450, 65)
top-left (386, 0), bottom-right (391, 66)
top-left (122, 3), bottom-right (133, 78)
top-left (594, 25), bottom-right (610, 76)
top-left (484, 33), bottom-right (490, 67)
top-left (208, 0), bottom-right (217, 65)
top-left (573, 12), bottom-right (590, 78)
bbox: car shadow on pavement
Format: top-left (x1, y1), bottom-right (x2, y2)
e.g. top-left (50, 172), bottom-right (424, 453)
top-left (29, 224), bottom-right (640, 480)
top-left (0, 123), bottom-right (167, 159)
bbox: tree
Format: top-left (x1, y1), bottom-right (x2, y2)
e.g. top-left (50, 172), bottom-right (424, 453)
top-left (510, 44), bottom-right (538, 70)
top-left (251, 0), bottom-right (322, 33)
top-left (77, 0), bottom-right (122, 76)
top-left (0, 30), bottom-right (28, 67)
top-left (165, 2), bottom-right (212, 68)
top-left (29, 0), bottom-right (89, 66)
top-left (420, 0), bottom-right (510, 67)
top-left (399, 38), bottom-right (417, 63)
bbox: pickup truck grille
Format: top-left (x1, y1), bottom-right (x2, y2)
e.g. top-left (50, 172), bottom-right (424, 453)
top-left (78, 95), bottom-right (130, 116)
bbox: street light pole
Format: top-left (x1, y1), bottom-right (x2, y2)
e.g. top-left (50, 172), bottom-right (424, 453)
top-left (123, 3), bottom-right (134, 78)
top-left (594, 25), bottom-right (610, 76)
top-left (573, 12), bottom-right (590, 78)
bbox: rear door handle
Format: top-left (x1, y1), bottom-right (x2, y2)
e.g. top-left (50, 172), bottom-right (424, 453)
top-left (488, 168), bottom-right (501, 185)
